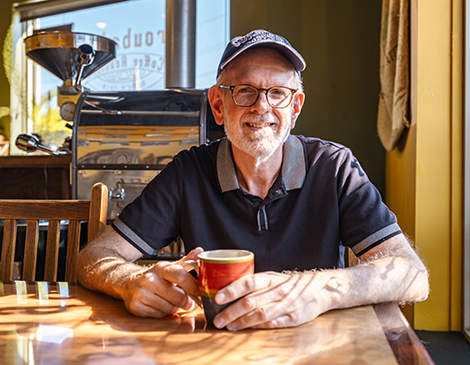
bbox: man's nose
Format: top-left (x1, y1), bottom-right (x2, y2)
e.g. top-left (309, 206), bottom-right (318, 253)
top-left (251, 90), bottom-right (270, 111)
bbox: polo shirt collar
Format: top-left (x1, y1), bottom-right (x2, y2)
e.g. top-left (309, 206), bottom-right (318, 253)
top-left (217, 135), bottom-right (306, 193)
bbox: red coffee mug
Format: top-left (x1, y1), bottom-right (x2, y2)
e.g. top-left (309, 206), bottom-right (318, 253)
top-left (184, 249), bottom-right (254, 327)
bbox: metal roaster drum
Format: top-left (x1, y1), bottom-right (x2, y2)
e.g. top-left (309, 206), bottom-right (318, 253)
top-left (72, 89), bottom-right (224, 221)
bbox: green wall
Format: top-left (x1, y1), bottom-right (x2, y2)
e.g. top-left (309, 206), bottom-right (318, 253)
top-left (231, 0), bottom-right (385, 195)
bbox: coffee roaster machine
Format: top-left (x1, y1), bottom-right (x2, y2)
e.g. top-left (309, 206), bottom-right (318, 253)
top-left (72, 88), bottom-right (222, 220)
top-left (17, 31), bottom-right (223, 256)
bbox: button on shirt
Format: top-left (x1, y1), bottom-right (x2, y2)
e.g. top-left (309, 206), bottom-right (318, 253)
top-left (113, 135), bottom-right (401, 272)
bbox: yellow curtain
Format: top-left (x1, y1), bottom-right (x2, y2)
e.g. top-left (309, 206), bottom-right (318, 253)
top-left (377, 0), bottom-right (410, 151)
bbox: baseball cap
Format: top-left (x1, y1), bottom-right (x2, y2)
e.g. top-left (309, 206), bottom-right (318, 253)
top-left (216, 29), bottom-right (306, 78)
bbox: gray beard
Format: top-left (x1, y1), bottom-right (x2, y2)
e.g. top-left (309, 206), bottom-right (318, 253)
top-left (223, 113), bottom-right (292, 159)
top-left (224, 124), bottom-right (290, 159)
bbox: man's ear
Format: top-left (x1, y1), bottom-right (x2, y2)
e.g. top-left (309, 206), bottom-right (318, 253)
top-left (208, 85), bottom-right (225, 126)
top-left (290, 91), bottom-right (305, 129)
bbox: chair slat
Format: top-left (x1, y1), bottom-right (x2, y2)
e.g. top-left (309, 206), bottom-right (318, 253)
top-left (44, 219), bottom-right (61, 282)
top-left (22, 220), bottom-right (40, 281)
top-left (0, 219), bottom-right (17, 281)
top-left (65, 220), bottom-right (81, 283)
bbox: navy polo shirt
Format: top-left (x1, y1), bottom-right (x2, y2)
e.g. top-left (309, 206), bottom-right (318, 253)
top-left (113, 135), bottom-right (401, 272)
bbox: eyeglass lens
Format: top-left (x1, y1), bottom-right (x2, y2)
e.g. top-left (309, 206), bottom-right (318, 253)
top-left (232, 85), bottom-right (293, 108)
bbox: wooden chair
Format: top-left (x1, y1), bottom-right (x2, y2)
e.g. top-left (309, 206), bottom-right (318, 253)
top-left (0, 182), bottom-right (108, 283)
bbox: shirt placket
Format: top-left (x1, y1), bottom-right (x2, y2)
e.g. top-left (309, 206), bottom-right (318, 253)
top-left (257, 205), bottom-right (269, 231)
top-left (255, 187), bottom-right (286, 232)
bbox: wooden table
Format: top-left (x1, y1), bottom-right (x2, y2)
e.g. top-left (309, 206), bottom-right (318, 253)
top-left (0, 281), bottom-right (434, 365)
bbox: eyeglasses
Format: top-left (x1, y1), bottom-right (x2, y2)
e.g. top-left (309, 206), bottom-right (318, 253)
top-left (219, 84), bottom-right (298, 109)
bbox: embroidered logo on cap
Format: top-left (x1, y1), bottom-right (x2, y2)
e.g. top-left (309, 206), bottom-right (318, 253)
top-left (233, 30), bottom-right (284, 47)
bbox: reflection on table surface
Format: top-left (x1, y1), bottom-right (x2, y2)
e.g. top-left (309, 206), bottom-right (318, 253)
top-left (0, 281), bottom-right (433, 365)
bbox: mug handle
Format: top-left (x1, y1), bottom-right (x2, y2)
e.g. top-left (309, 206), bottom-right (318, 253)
top-left (182, 260), bottom-right (198, 274)
top-left (180, 260), bottom-right (202, 308)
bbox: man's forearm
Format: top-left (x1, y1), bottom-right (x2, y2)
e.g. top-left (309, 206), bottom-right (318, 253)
top-left (310, 233), bottom-right (430, 316)
top-left (76, 244), bottom-right (146, 300)
top-left (314, 252), bottom-right (429, 314)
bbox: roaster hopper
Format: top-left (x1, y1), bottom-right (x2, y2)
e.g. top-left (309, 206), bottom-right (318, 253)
top-left (24, 31), bottom-right (117, 120)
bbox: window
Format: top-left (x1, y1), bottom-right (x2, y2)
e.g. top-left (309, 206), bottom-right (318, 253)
top-left (9, 0), bottom-right (229, 152)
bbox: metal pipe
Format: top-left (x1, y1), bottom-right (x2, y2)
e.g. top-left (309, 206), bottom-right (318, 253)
top-left (165, 0), bottom-right (196, 89)
top-left (74, 44), bottom-right (95, 87)
top-left (15, 134), bottom-right (68, 155)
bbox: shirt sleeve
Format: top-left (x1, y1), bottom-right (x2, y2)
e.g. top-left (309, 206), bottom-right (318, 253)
top-left (335, 148), bottom-right (402, 256)
top-left (112, 157), bottom-right (184, 256)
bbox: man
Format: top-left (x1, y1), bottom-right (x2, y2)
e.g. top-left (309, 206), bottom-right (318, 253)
top-left (77, 30), bottom-right (429, 331)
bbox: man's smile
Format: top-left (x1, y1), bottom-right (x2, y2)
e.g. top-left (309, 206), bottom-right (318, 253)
top-left (245, 122), bottom-right (275, 129)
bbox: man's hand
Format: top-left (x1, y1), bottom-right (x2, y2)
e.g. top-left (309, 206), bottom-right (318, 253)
top-left (77, 226), bottom-right (205, 318)
top-left (212, 271), bottom-right (325, 330)
top-left (122, 248), bottom-right (203, 318)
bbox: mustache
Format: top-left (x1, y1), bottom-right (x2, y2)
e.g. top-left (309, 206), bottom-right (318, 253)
top-left (240, 113), bottom-right (277, 124)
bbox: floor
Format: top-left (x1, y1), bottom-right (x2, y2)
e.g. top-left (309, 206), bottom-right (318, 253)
top-left (415, 330), bottom-right (470, 365)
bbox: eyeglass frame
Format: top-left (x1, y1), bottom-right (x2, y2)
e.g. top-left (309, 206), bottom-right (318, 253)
top-left (218, 84), bottom-right (298, 109)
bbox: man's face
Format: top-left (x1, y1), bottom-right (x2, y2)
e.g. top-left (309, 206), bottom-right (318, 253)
top-left (215, 48), bottom-right (304, 159)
